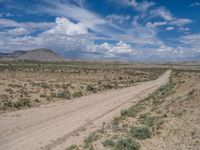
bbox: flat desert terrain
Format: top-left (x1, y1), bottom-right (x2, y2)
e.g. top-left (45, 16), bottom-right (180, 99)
top-left (0, 61), bottom-right (199, 150)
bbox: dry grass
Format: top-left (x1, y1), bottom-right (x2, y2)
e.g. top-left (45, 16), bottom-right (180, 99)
top-left (73, 69), bottom-right (200, 150)
top-left (0, 61), bottom-right (165, 113)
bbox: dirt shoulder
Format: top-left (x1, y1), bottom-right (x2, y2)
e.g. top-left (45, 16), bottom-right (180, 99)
top-left (0, 70), bottom-right (171, 150)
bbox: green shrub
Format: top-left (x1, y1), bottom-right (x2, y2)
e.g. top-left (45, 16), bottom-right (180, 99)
top-left (3, 99), bottom-right (13, 107)
top-left (40, 82), bottom-right (50, 89)
top-left (130, 126), bottom-right (151, 140)
top-left (14, 98), bottom-right (31, 108)
top-left (40, 93), bottom-right (46, 98)
top-left (138, 114), bottom-right (155, 127)
top-left (102, 139), bottom-right (115, 147)
top-left (5, 88), bottom-right (14, 94)
top-left (115, 137), bottom-right (140, 150)
top-left (188, 89), bottom-right (195, 96)
top-left (65, 145), bottom-right (77, 150)
top-left (72, 91), bottom-right (83, 98)
top-left (57, 90), bottom-right (71, 99)
top-left (50, 92), bottom-right (57, 98)
top-left (121, 109), bottom-right (129, 116)
top-left (86, 85), bottom-right (97, 93)
top-left (118, 76), bottom-right (123, 80)
top-left (103, 84), bottom-right (113, 89)
top-left (84, 133), bottom-right (98, 148)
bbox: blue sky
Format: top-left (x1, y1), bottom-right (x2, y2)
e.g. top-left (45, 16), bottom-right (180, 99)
top-left (0, 0), bottom-right (200, 61)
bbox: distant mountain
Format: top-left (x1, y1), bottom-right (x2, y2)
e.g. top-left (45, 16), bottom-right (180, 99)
top-left (0, 49), bottom-right (64, 61)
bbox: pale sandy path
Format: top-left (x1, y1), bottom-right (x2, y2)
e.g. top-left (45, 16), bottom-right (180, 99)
top-left (0, 70), bottom-right (171, 150)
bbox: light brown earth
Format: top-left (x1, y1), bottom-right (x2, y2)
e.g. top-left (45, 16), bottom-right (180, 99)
top-left (0, 70), bottom-right (171, 150)
top-left (88, 70), bottom-right (200, 150)
top-left (0, 62), bottom-right (165, 113)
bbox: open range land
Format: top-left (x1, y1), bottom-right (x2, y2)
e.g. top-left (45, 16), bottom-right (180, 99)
top-left (0, 61), bottom-right (199, 150)
top-left (0, 61), bottom-right (165, 113)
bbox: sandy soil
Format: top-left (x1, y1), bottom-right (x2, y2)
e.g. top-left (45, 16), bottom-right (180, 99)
top-left (0, 70), bottom-right (171, 150)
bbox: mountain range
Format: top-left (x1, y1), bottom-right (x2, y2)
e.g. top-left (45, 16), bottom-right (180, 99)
top-left (0, 49), bottom-right (64, 61)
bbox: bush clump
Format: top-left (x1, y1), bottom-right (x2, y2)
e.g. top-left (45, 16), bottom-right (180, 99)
top-left (121, 109), bottom-right (129, 116)
top-left (72, 91), bottom-right (83, 98)
top-left (130, 126), bottom-right (151, 140)
top-left (102, 139), bottom-right (115, 148)
top-left (57, 90), bottom-right (71, 99)
top-left (115, 137), bottom-right (140, 150)
top-left (86, 85), bottom-right (97, 93)
top-left (84, 133), bottom-right (98, 148)
top-left (14, 98), bottom-right (31, 108)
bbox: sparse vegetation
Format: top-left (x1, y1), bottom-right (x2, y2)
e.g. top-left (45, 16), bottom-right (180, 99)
top-left (72, 91), bottom-right (83, 98)
top-left (65, 145), bottom-right (77, 150)
top-left (14, 98), bottom-right (31, 108)
top-left (130, 126), bottom-right (151, 140)
top-left (115, 138), bottom-right (140, 150)
top-left (73, 69), bottom-right (200, 150)
top-left (57, 89), bottom-right (71, 99)
top-left (84, 132), bottom-right (99, 148)
top-left (0, 61), bottom-right (167, 113)
top-left (73, 69), bottom-right (180, 149)
top-left (102, 139), bottom-right (115, 147)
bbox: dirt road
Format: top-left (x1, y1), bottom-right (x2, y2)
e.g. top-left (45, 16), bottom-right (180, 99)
top-left (0, 70), bottom-right (171, 150)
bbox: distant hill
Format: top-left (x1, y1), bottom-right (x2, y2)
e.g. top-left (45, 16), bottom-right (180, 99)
top-left (0, 51), bottom-right (26, 58)
top-left (0, 49), bottom-right (64, 61)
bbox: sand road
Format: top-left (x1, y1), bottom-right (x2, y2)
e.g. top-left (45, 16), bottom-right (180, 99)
top-left (0, 70), bottom-right (171, 150)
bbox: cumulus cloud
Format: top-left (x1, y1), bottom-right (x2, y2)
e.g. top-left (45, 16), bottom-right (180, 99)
top-left (40, 1), bottom-right (106, 33)
top-left (46, 17), bottom-right (88, 35)
top-left (181, 33), bottom-right (200, 52)
top-left (98, 41), bottom-right (137, 55)
top-left (0, 0), bottom-right (198, 61)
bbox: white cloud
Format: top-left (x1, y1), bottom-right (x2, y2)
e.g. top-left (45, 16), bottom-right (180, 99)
top-left (0, 18), bottom-right (55, 31)
top-left (46, 17), bottom-right (88, 35)
top-left (179, 27), bottom-right (190, 32)
top-left (146, 21), bottom-right (167, 28)
top-left (0, 12), bottom-right (13, 18)
top-left (98, 41), bottom-right (137, 55)
top-left (166, 26), bottom-right (175, 31)
top-left (8, 27), bottom-right (28, 35)
top-left (106, 14), bottom-right (131, 25)
top-left (110, 0), bottom-right (154, 12)
top-left (150, 7), bottom-right (192, 25)
top-left (170, 18), bottom-right (192, 26)
top-left (190, 2), bottom-right (200, 7)
top-left (156, 45), bottom-right (174, 52)
top-left (0, 0), bottom-right (198, 61)
top-left (181, 33), bottom-right (200, 52)
top-left (41, 1), bottom-right (106, 33)
top-left (150, 7), bottom-right (173, 21)
top-left (135, 1), bottom-right (154, 13)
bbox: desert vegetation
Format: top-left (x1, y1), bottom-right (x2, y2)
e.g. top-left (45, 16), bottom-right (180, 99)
top-left (0, 61), bottom-right (165, 113)
top-left (67, 69), bottom-right (200, 150)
